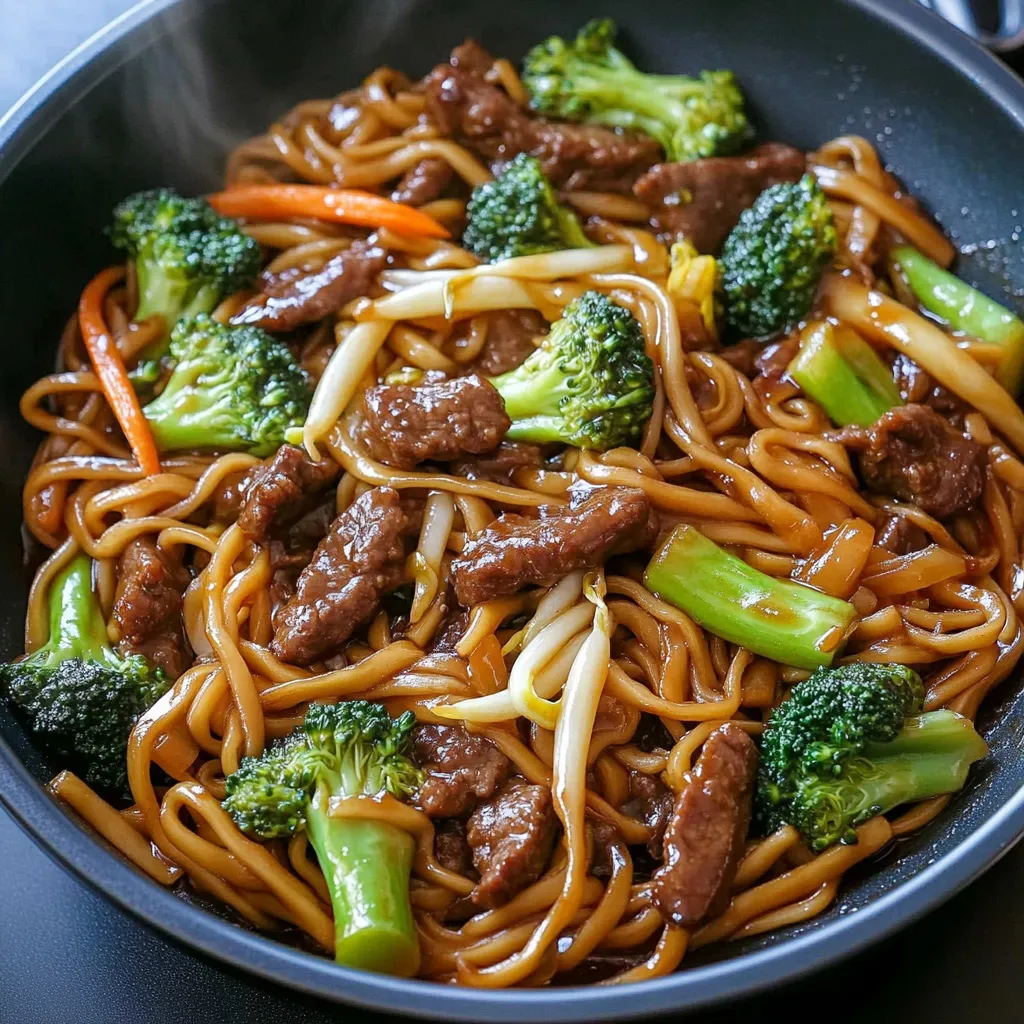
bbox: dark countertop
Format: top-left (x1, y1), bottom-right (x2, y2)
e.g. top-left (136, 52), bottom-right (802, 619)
top-left (2, 2), bottom-right (1024, 1022)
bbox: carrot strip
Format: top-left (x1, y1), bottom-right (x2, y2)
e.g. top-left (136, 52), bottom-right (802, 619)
top-left (78, 267), bottom-right (161, 477)
top-left (207, 184), bottom-right (450, 239)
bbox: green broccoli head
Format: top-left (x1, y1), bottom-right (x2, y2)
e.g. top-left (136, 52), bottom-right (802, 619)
top-left (490, 289), bottom-right (655, 450)
top-left (222, 700), bottom-right (422, 840)
top-left (757, 663), bottom-right (986, 851)
top-left (462, 153), bottom-right (595, 263)
top-left (110, 188), bottom-right (261, 338)
top-left (222, 734), bottom-right (324, 838)
top-left (0, 554), bottom-right (168, 794)
top-left (304, 700), bottom-right (422, 801)
top-left (720, 173), bottom-right (837, 338)
top-left (522, 18), bottom-right (752, 162)
top-left (142, 315), bottom-right (311, 456)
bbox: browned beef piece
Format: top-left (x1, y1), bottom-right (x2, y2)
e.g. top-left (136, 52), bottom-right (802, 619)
top-left (413, 722), bottom-right (512, 818)
top-left (427, 609), bottom-right (470, 654)
top-left (361, 373), bottom-right (511, 470)
top-left (836, 404), bottom-right (985, 519)
top-left (466, 777), bottom-right (558, 908)
top-left (237, 445), bottom-right (339, 545)
top-left (450, 441), bottom-right (544, 483)
top-left (231, 241), bottom-right (388, 332)
top-left (434, 818), bottom-right (476, 876)
top-left (652, 723), bottom-right (758, 927)
top-left (625, 770), bottom-right (674, 860)
top-left (633, 142), bottom-right (806, 252)
top-left (112, 538), bottom-right (192, 679)
top-left (876, 513), bottom-right (929, 555)
top-left (466, 309), bottom-right (545, 377)
top-left (451, 486), bottom-right (656, 606)
top-left (270, 487), bottom-right (419, 665)
top-left (391, 157), bottom-right (454, 206)
top-left (425, 40), bottom-right (660, 191)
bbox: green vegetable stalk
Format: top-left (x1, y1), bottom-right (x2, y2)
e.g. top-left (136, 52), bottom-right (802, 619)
top-left (788, 321), bottom-right (903, 427)
top-left (0, 553), bottom-right (168, 794)
top-left (894, 245), bottom-right (1024, 394)
top-left (644, 525), bottom-right (856, 670)
top-left (222, 701), bottom-right (423, 976)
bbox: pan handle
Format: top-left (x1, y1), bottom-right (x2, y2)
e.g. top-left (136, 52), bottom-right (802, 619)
top-left (917, 0), bottom-right (1024, 51)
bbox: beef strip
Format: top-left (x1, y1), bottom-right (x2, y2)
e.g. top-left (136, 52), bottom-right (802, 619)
top-left (451, 486), bottom-right (656, 606)
top-left (391, 157), bottom-right (454, 206)
top-left (633, 142), bottom-right (806, 252)
top-left (270, 487), bottom-right (419, 665)
top-left (361, 372), bottom-right (511, 469)
top-left (652, 723), bottom-right (758, 927)
top-left (231, 241), bottom-right (388, 332)
top-left (434, 818), bottom-right (476, 877)
top-left (466, 777), bottom-right (558, 908)
top-left (237, 445), bottom-right (339, 545)
top-left (625, 770), bottom-right (674, 860)
top-left (465, 309), bottom-right (545, 376)
top-left (450, 441), bottom-right (544, 484)
top-left (835, 403), bottom-right (985, 519)
top-left (425, 40), bottom-right (660, 192)
top-left (413, 722), bottom-right (512, 817)
top-left (112, 538), bottom-right (192, 679)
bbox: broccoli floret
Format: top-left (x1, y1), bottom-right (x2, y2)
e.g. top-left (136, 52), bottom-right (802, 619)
top-left (142, 315), bottom-right (311, 456)
top-left (756, 663), bottom-right (987, 851)
top-left (462, 153), bottom-right (595, 263)
top-left (222, 700), bottom-right (423, 976)
top-left (0, 554), bottom-right (168, 794)
top-left (110, 188), bottom-right (261, 346)
top-left (490, 290), bottom-right (654, 450)
top-left (719, 174), bottom-right (837, 338)
top-left (522, 19), bottom-right (752, 162)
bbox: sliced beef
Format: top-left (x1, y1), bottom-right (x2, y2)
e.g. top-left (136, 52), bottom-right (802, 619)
top-left (466, 309), bottom-right (545, 377)
top-left (466, 777), bottom-right (558, 908)
top-left (414, 722), bottom-right (512, 817)
top-left (625, 770), bottom-right (674, 860)
top-left (361, 372), bottom-right (510, 469)
top-left (451, 486), bottom-right (656, 606)
top-left (237, 445), bottom-right (339, 545)
top-left (112, 538), bottom-right (192, 679)
top-left (450, 441), bottom-right (544, 483)
top-left (391, 157), bottom-right (454, 206)
top-left (231, 241), bottom-right (388, 332)
top-left (836, 403), bottom-right (985, 519)
top-left (425, 40), bottom-right (659, 191)
top-left (652, 723), bottom-right (758, 927)
top-left (270, 487), bottom-right (419, 665)
top-left (633, 142), bottom-right (806, 252)
top-left (434, 818), bottom-right (476, 876)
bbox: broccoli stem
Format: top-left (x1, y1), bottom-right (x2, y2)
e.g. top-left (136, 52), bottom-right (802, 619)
top-left (894, 245), bottom-right (1024, 395)
top-left (788, 321), bottom-right (903, 427)
top-left (306, 789), bottom-right (420, 977)
top-left (847, 709), bottom-right (988, 820)
top-left (644, 525), bottom-right (856, 670)
top-left (48, 554), bottom-right (112, 663)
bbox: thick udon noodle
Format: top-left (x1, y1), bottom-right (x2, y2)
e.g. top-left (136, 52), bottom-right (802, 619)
top-left (26, 58), bottom-right (1024, 986)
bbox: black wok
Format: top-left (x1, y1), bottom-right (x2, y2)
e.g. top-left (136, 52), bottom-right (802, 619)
top-left (2, 0), bottom-right (1024, 1018)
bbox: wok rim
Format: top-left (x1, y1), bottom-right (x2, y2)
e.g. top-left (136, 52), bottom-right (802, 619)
top-left (3, 0), bottom-right (1024, 1018)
